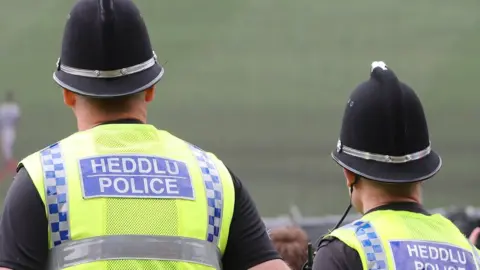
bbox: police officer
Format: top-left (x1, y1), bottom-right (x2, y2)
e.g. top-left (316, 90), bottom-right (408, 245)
top-left (312, 61), bottom-right (480, 269)
top-left (0, 1), bottom-right (291, 269)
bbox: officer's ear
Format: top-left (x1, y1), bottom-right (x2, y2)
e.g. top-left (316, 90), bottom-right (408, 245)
top-left (144, 86), bottom-right (155, 103)
top-left (62, 89), bottom-right (76, 108)
top-left (344, 169), bottom-right (356, 188)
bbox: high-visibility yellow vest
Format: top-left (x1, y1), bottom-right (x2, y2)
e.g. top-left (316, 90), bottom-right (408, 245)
top-left (20, 124), bottom-right (235, 270)
top-left (327, 209), bottom-right (480, 270)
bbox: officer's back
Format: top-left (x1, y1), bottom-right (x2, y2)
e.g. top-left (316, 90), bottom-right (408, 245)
top-left (312, 62), bottom-right (480, 270)
top-left (0, 0), bottom-right (290, 269)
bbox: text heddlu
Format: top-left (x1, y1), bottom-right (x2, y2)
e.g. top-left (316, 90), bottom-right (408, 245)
top-left (390, 240), bottom-right (476, 270)
top-left (79, 155), bottom-right (195, 200)
top-left (89, 156), bottom-right (180, 175)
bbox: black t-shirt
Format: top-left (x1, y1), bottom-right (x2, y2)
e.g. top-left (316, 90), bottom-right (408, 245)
top-left (313, 202), bottom-right (431, 270)
top-left (0, 122), bottom-right (281, 270)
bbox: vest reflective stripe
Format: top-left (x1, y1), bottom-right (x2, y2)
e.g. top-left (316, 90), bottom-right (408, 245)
top-left (41, 143), bottom-right (71, 247)
top-left (189, 145), bottom-right (224, 245)
top-left (48, 235), bottom-right (222, 270)
top-left (350, 221), bottom-right (387, 270)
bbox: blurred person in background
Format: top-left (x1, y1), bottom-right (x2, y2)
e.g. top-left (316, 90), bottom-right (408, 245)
top-left (0, 0), bottom-right (290, 269)
top-left (447, 207), bottom-right (480, 249)
top-left (312, 61), bottom-right (480, 269)
top-left (0, 91), bottom-right (20, 173)
top-left (270, 226), bottom-right (309, 270)
top-left (470, 228), bottom-right (480, 247)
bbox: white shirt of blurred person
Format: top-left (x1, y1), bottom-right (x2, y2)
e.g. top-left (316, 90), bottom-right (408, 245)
top-left (0, 92), bottom-right (20, 170)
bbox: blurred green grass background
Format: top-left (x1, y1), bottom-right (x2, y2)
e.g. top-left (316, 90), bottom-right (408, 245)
top-left (0, 0), bottom-right (479, 216)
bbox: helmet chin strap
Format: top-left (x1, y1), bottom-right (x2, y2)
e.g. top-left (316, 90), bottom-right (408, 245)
top-left (313, 175), bottom-right (359, 249)
top-left (332, 174), bottom-right (359, 230)
top-left (305, 175), bottom-right (359, 269)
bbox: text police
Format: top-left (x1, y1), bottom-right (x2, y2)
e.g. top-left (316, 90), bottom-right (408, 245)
top-left (390, 240), bottom-right (476, 270)
top-left (79, 155), bottom-right (195, 199)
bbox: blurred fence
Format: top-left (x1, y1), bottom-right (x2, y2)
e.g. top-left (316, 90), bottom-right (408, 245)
top-left (263, 205), bottom-right (480, 242)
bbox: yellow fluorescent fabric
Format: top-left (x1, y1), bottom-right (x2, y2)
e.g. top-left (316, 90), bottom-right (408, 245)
top-left (21, 124), bottom-right (235, 269)
top-left (327, 210), bottom-right (480, 270)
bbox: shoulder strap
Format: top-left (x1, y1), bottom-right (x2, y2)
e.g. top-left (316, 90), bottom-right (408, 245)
top-left (468, 242), bottom-right (480, 269)
top-left (339, 220), bottom-right (388, 270)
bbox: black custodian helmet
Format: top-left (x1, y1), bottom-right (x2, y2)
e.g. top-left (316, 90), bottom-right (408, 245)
top-left (53, 0), bottom-right (164, 98)
top-left (332, 61), bottom-right (442, 183)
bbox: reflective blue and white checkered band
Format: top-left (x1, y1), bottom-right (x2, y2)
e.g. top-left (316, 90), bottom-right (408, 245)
top-left (189, 145), bottom-right (224, 245)
top-left (336, 139), bottom-right (432, 164)
top-left (346, 220), bottom-right (387, 270)
top-left (40, 143), bottom-right (70, 247)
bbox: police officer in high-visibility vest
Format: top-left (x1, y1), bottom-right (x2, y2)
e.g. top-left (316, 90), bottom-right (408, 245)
top-left (0, 0), bottom-right (291, 269)
top-left (312, 61), bottom-right (480, 270)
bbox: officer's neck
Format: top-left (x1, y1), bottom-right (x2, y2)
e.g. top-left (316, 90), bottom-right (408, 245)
top-left (355, 179), bottom-right (423, 214)
top-left (361, 198), bottom-right (420, 214)
top-left (76, 111), bottom-right (147, 131)
top-left (359, 193), bottom-right (422, 214)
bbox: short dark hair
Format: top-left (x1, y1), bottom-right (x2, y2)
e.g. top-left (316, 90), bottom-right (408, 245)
top-left (79, 92), bottom-right (143, 114)
top-left (367, 179), bottom-right (420, 197)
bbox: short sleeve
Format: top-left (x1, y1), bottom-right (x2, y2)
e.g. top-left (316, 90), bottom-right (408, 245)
top-left (0, 167), bottom-right (49, 270)
top-left (221, 169), bottom-right (281, 269)
top-left (312, 237), bottom-right (363, 270)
